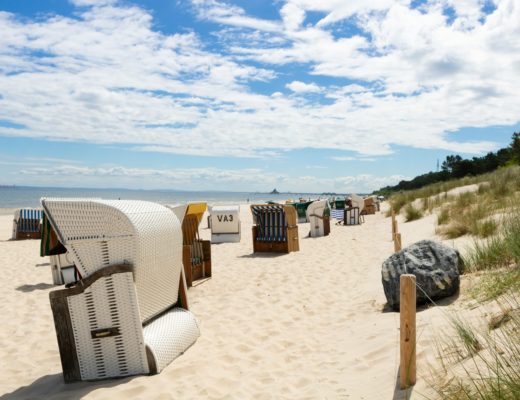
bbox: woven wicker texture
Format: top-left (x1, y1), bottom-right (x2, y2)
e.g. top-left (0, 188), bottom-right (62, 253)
top-left (143, 308), bottom-right (200, 373)
top-left (67, 272), bottom-right (149, 380)
top-left (42, 198), bottom-right (182, 323)
top-left (306, 200), bottom-right (329, 237)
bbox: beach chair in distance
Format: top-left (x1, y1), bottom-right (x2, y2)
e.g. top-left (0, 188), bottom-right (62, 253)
top-left (344, 194), bottom-right (365, 225)
top-left (41, 198), bottom-right (199, 382)
top-left (363, 196), bottom-right (377, 214)
top-left (306, 200), bottom-right (330, 237)
top-left (166, 203), bottom-right (211, 287)
top-left (250, 204), bottom-right (299, 253)
top-left (210, 205), bottom-right (241, 243)
top-left (182, 213), bottom-right (211, 287)
top-left (290, 200), bottom-right (313, 223)
top-left (12, 208), bottom-right (42, 240)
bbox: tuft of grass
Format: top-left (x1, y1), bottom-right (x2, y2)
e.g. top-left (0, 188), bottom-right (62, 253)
top-left (470, 268), bottom-right (520, 302)
top-left (437, 208), bottom-right (450, 225)
top-left (473, 220), bottom-right (497, 238)
top-left (466, 210), bottom-right (520, 272)
top-left (404, 204), bottom-right (423, 222)
top-left (440, 221), bottom-right (470, 239)
top-left (429, 298), bottom-right (520, 400)
top-left (452, 319), bottom-right (483, 357)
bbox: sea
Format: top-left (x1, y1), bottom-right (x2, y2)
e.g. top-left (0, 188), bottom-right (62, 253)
top-left (0, 186), bottom-right (336, 213)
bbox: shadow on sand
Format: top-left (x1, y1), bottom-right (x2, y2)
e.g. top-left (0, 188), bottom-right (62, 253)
top-left (381, 290), bottom-right (460, 313)
top-left (392, 371), bottom-right (415, 400)
top-left (0, 373), bottom-right (134, 400)
top-left (35, 262), bottom-right (50, 267)
top-left (238, 252), bottom-right (287, 259)
top-left (16, 283), bottom-right (55, 292)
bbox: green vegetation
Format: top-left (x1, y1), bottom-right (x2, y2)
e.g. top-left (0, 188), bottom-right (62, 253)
top-left (375, 132), bottom-right (519, 197)
top-left (430, 305), bottom-right (520, 400)
top-left (379, 156), bottom-right (520, 400)
top-left (404, 204), bottom-right (423, 222)
top-left (385, 166), bottom-right (520, 243)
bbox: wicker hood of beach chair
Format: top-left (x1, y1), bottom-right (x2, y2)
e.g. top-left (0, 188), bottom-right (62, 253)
top-left (41, 198), bottom-right (200, 382)
top-left (306, 200), bottom-right (331, 237)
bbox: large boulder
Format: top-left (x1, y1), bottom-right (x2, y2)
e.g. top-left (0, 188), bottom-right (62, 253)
top-left (382, 240), bottom-right (461, 310)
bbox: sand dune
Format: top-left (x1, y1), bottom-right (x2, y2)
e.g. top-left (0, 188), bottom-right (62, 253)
top-left (0, 205), bottom-right (486, 399)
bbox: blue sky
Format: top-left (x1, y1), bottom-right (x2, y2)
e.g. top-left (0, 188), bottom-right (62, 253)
top-left (0, 0), bottom-right (519, 192)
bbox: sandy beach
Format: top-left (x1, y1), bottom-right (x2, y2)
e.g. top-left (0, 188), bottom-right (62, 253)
top-left (0, 204), bottom-right (489, 399)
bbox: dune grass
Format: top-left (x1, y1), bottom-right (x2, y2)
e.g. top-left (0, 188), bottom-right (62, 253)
top-left (404, 204), bottom-right (423, 222)
top-left (429, 301), bottom-right (520, 400)
top-left (385, 167), bottom-right (520, 399)
top-left (387, 166), bottom-right (520, 238)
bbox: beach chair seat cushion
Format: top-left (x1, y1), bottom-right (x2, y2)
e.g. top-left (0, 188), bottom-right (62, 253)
top-left (144, 308), bottom-right (200, 373)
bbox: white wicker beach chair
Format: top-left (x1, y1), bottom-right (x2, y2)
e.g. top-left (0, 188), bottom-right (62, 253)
top-left (343, 194), bottom-right (365, 225)
top-left (210, 205), bottom-right (241, 243)
top-left (42, 198), bottom-right (200, 382)
top-left (306, 200), bottom-right (330, 237)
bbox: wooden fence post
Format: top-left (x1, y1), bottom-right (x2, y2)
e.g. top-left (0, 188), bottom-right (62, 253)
top-left (391, 209), bottom-right (396, 241)
top-left (394, 233), bottom-right (402, 252)
top-left (400, 274), bottom-right (416, 389)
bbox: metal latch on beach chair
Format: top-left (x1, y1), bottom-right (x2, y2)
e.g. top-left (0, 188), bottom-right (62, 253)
top-left (90, 327), bottom-right (121, 339)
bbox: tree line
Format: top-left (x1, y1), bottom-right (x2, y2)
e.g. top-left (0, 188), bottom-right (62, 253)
top-left (374, 132), bottom-right (520, 196)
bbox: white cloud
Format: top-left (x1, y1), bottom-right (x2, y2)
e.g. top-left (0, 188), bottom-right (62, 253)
top-left (332, 156), bottom-right (376, 162)
top-left (0, 0), bottom-right (518, 166)
top-left (286, 80), bottom-right (321, 93)
top-left (16, 163), bottom-right (405, 193)
top-left (69, 0), bottom-right (117, 6)
top-left (190, 0), bottom-right (281, 32)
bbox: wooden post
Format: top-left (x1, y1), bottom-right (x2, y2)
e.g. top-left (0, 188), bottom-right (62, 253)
top-left (391, 209), bottom-right (396, 240)
top-left (400, 274), bottom-right (416, 389)
top-left (394, 233), bottom-right (402, 252)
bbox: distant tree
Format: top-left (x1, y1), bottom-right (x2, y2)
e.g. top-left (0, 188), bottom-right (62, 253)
top-left (441, 155), bottom-right (463, 173)
top-left (511, 132), bottom-right (520, 163)
top-left (372, 132), bottom-right (519, 196)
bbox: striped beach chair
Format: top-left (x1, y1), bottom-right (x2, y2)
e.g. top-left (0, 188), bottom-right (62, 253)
top-left (12, 208), bottom-right (42, 240)
top-left (166, 203), bottom-right (212, 288)
top-left (41, 198), bottom-right (199, 382)
top-left (250, 204), bottom-right (299, 253)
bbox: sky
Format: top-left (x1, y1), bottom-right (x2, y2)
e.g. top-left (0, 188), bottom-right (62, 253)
top-left (0, 0), bottom-right (519, 193)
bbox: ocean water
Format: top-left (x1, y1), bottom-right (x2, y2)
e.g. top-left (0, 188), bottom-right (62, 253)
top-left (0, 186), bottom-right (326, 212)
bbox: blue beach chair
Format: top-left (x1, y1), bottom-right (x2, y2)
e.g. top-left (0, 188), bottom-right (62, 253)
top-left (12, 208), bottom-right (42, 240)
top-left (250, 204), bottom-right (299, 253)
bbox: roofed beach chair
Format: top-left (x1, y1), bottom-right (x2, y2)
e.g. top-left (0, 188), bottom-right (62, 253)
top-left (329, 198), bottom-right (345, 222)
top-left (210, 205), bottom-right (241, 243)
top-left (363, 196), bottom-right (377, 215)
top-left (165, 203), bottom-right (212, 287)
top-left (250, 204), bottom-right (299, 253)
top-left (41, 198), bottom-right (200, 382)
top-left (344, 194), bottom-right (365, 225)
top-left (12, 208), bottom-right (42, 240)
top-left (291, 200), bottom-right (313, 223)
top-left (182, 213), bottom-right (211, 287)
top-left (306, 200), bottom-right (330, 237)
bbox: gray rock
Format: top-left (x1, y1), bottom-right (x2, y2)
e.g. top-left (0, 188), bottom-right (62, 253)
top-left (382, 240), bottom-right (461, 310)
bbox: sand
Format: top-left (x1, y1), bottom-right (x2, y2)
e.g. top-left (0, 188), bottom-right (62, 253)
top-left (0, 204), bottom-right (490, 399)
